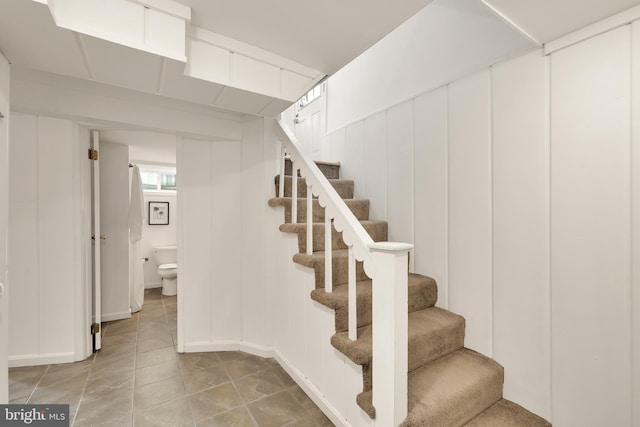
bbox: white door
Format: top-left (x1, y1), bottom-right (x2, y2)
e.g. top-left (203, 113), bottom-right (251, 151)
top-left (0, 52), bottom-right (10, 402)
top-left (91, 131), bottom-right (102, 351)
top-left (294, 84), bottom-right (323, 159)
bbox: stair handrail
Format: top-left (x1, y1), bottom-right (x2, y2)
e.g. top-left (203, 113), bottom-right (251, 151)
top-left (275, 118), bottom-right (375, 267)
top-left (275, 118), bottom-right (409, 426)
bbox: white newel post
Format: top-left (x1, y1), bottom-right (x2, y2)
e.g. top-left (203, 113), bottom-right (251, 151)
top-left (369, 242), bottom-right (412, 427)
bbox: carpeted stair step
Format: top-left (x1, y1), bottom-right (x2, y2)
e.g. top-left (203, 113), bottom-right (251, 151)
top-left (292, 249), bottom-right (369, 288)
top-left (331, 307), bottom-right (465, 373)
top-left (285, 158), bottom-right (341, 180)
top-left (332, 307), bottom-right (464, 399)
top-left (274, 175), bottom-right (355, 199)
top-left (279, 220), bottom-right (388, 253)
top-left (311, 273), bottom-right (437, 332)
top-left (357, 349), bottom-right (504, 423)
top-left (268, 197), bottom-right (369, 223)
top-left (464, 399), bottom-right (551, 426)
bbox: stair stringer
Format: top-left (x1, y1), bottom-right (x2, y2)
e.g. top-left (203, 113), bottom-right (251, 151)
top-left (269, 220), bottom-right (376, 427)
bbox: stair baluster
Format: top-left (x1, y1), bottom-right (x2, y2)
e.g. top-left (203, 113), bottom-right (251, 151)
top-left (306, 183), bottom-right (313, 255)
top-left (348, 245), bottom-right (357, 341)
top-left (291, 161), bottom-right (298, 224)
top-left (324, 214), bottom-right (332, 293)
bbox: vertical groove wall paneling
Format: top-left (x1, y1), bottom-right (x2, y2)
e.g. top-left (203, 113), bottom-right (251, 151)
top-left (448, 70), bottom-right (493, 355)
top-left (363, 112), bottom-right (389, 221)
top-left (180, 139), bottom-right (213, 345)
top-left (630, 20), bottom-right (640, 427)
top-left (8, 114), bottom-right (39, 358)
top-left (413, 87), bottom-right (449, 309)
top-left (491, 50), bottom-right (551, 419)
top-left (344, 121), bottom-right (365, 199)
top-left (387, 101), bottom-right (415, 264)
top-left (550, 26), bottom-right (632, 427)
top-left (38, 117), bottom-right (76, 354)
top-left (210, 140), bottom-right (243, 342)
top-left (241, 118), bottom-right (269, 348)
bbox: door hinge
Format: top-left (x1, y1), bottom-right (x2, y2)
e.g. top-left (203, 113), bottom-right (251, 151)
top-left (88, 149), bottom-right (99, 160)
top-left (90, 323), bottom-right (100, 335)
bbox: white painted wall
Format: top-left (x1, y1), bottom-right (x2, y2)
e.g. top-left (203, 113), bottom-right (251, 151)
top-left (8, 114), bottom-right (89, 366)
top-left (0, 52), bottom-right (10, 403)
top-left (99, 141), bottom-right (131, 321)
top-left (326, 0), bottom-right (537, 133)
top-left (178, 137), bottom-right (244, 350)
top-left (142, 192), bottom-right (177, 287)
top-left (316, 20), bottom-right (640, 425)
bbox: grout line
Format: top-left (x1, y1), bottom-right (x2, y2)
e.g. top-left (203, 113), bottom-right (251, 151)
top-left (24, 364), bottom-right (50, 404)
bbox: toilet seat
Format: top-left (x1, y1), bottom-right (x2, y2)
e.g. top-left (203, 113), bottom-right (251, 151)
top-left (158, 263), bottom-right (177, 270)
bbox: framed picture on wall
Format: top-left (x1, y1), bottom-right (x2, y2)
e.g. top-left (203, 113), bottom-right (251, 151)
top-left (149, 201), bottom-right (169, 225)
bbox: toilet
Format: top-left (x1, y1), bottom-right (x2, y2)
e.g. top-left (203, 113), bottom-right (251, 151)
top-left (153, 245), bottom-right (177, 296)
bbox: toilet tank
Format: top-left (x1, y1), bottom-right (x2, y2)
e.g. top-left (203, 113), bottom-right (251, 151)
top-left (154, 245), bottom-right (177, 265)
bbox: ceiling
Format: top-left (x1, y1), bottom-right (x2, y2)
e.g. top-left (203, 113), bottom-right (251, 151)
top-left (1, 0), bottom-right (640, 120)
top-left (483, 0), bottom-right (640, 43)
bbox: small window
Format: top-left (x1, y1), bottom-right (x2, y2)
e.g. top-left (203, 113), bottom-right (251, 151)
top-left (298, 84), bottom-right (322, 109)
top-left (139, 166), bottom-right (176, 193)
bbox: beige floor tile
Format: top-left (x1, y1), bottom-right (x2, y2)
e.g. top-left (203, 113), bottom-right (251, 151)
top-left (134, 375), bottom-right (186, 410)
top-left (182, 364), bottom-right (230, 393)
top-left (74, 412), bottom-right (133, 427)
top-left (83, 369), bottom-right (134, 399)
top-left (9, 365), bottom-right (47, 400)
top-left (216, 351), bottom-right (251, 363)
top-left (246, 390), bottom-right (307, 427)
top-left (197, 406), bottom-right (257, 427)
top-left (74, 388), bottom-right (134, 426)
top-left (189, 382), bottom-right (244, 422)
top-left (135, 360), bottom-right (181, 388)
top-left (223, 355), bottom-right (271, 380)
top-left (136, 346), bottom-right (177, 369)
top-left (234, 367), bottom-right (293, 403)
top-left (135, 397), bottom-right (194, 427)
top-left (177, 352), bottom-right (221, 372)
top-left (137, 336), bottom-right (174, 353)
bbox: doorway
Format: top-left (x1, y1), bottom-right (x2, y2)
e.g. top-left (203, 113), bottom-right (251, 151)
top-left (88, 128), bottom-right (179, 355)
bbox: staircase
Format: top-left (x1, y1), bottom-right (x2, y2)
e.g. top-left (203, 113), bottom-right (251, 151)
top-left (269, 159), bottom-right (551, 426)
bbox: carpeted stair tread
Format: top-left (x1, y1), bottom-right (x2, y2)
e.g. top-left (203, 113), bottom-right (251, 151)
top-left (311, 273), bottom-right (438, 332)
top-left (331, 307), bottom-right (465, 370)
top-left (400, 348), bottom-right (504, 426)
top-left (284, 158), bottom-right (341, 180)
top-left (279, 220), bottom-right (388, 253)
top-left (464, 399), bottom-right (551, 426)
top-left (293, 249), bottom-right (368, 288)
top-left (268, 197), bottom-right (369, 222)
top-left (275, 175), bottom-right (354, 199)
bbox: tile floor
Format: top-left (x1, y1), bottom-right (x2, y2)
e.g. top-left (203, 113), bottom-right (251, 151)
top-left (9, 288), bottom-right (333, 426)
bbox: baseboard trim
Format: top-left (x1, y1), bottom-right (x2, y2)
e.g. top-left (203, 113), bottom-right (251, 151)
top-left (9, 352), bottom-right (75, 368)
top-left (101, 311), bottom-right (132, 322)
top-left (274, 350), bottom-right (347, 427)
top-left (183, 340), bottom-right (275, 359)
top-left (145, 282), bottom-right (162, 289)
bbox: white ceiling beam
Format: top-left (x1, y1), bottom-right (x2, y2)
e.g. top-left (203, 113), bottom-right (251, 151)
top-left (46, 0), bottom-right (188, 62)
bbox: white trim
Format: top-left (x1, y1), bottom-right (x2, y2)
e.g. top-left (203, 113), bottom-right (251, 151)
top-left (182, 340), bottom-right (274, 359)
top-left (144, 281), bottom-right (162, 289)
top-left (130, 0), bottom-right (191, 21)
top-left (9, 352), bottom-right (76, 368)
top-left (545, 4), bottom-right (640, 55)
top-left (101, 311), bottom-right (132, 322)
top-left (188, 26), bottom-right (321, 79)
top-left (274, 350), bottom-right (347, 427)
top-left (480, 0), bottom-right (542, 47)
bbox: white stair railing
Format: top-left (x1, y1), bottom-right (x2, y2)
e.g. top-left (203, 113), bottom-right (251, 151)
top-left (276, 118), bottom-right (411, 426)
